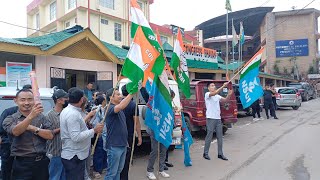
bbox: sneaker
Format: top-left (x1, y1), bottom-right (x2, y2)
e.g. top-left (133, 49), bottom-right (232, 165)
top-left (159, 171), bottom-right (170, 178)
top-left (147, 172), bottom-right (157, 180)
top-left (259, 117), bottom-right (264, 120)
top-left (253, 118), bottom-right (259, 121)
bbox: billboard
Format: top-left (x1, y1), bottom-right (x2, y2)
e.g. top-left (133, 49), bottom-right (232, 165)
top-left (6, 62), bottom-right (32, 87)
top-left (275, 39), bottom-right (309, 58)
top-left (183, 44), bottom-right (218, 63)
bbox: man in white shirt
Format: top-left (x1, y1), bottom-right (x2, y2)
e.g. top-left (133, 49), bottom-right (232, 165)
top-left (203, 82), bottom-right (233, 161)
top-left (60, 87), bottom-right (103, 180)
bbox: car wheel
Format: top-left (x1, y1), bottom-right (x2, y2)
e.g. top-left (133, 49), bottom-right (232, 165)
top-left (245, 107), bottom-right (253, 116)
top-left (292, 106), bottom-right (299, 110)
top-left (223, 125), bottom-right (228, 135)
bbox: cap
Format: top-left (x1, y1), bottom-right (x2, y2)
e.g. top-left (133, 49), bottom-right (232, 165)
top-left (53, 89), bottom-right (69, 100)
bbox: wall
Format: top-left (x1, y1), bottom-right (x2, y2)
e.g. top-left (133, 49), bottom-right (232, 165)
top-left (35, 55), bottom-right (118, 88)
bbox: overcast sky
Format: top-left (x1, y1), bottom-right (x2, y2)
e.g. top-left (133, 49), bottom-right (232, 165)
top-left (0, 0), bottom-right (319, 38)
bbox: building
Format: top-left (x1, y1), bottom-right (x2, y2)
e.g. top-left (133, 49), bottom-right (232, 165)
top-left (196, 7), bottom-right (320, 81)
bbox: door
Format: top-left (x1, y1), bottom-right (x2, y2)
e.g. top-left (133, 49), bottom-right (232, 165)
top-left (96, 71), bottom-right (113, 92)
top-left (50, 67), bottom-right (67, 91)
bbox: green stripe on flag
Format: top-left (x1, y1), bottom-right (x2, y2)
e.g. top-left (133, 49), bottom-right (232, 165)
top-left (240, 60), bottom-right (261, 79)
top-left (121, 58), bottom-right (144, 93)
top-left (155, 77), bottom-right (172, 107)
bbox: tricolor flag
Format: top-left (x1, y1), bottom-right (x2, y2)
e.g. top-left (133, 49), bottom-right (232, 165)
top-left (239, 48), bottom-right (265, 109)
top-left (121, 26), bottom-right (160, 94)
top-left (239, 22), bottom-right (245, 45)
top-left (130, 0), bottom-right (165, 76)
top-left (170, 28), bottom-right (191, 98)
top-left (232, 19), bottom-right (238, 47)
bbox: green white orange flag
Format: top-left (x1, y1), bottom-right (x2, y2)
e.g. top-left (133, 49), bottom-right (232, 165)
top-left (170, 28), bottom-right (191, 98)
top-left (121, 26), bottom-right (160, 94)
top-left (130, 0), bottom-right (165, 75)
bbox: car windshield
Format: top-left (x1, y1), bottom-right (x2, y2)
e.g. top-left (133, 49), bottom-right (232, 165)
top-left (278, 89), bottom-right (296, 94)
top-left (288, 84), bottom-right (302, 89)
top-left (203, 84), bottom-right (228, 97)
top-left (0, 99), bottom-right (54, 115)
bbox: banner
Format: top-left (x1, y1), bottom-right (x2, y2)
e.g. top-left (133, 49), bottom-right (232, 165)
top-left (6, 62), bottom-right (32, 87)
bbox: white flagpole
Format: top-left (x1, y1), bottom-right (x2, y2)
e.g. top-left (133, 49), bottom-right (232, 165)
top-left (232, 18), bottom-right (235, 77)
top-left (226, 9), bottom-right (229, 79)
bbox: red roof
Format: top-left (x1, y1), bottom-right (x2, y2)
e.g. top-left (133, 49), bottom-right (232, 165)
top-left (149, 23), bottom-right (198, 43)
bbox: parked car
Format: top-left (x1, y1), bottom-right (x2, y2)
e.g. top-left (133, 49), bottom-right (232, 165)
top-left (0, 87), bottom-right (55, 115)
top-left (232, 84), bottom-right (253, 116)
top-left (274, 87), bottom-right (302, 110)
top-left (118, 79), bottom-right (182, 149)
top-left (180, 80), bottom-right (238, 134)
top-left (287, 82), bottom-right (316, 101)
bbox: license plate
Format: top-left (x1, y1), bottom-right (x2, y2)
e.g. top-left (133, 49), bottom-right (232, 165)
top-left (171, 138), bottom-right (181, 145)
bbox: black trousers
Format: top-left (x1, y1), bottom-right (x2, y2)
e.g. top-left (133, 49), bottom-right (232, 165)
top-left (252, 105), bottom-right (261, 118)
top-left (0, 144), bottom-right (13, 180)
top-left (120, 136), bottom-right (133, 180)
top-left (62, 156), bottom-right (85, 180)
top-left (264, 101), bottom-right (276, 118)
top-left (11, 155), bottom-right (49, 180)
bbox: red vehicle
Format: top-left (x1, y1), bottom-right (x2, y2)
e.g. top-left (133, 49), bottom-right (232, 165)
top-left (180, 80), bottom-right (238, 134)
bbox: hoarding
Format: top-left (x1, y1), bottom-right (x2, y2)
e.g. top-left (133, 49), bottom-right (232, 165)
top-left (183, 44), bottom-right (218, 63)
top-left (6, 62), bottom-right (32, 87)
top-left (275, 39), bottom-right (309, 57)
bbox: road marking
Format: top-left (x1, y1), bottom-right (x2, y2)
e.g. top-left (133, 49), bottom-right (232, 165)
top-left (201, 139), bottom-right (217, 148)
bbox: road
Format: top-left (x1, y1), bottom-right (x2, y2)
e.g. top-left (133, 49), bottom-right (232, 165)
top-left (99, 98), bottom-right (320, 180)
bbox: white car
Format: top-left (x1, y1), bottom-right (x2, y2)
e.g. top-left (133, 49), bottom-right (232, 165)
top-left (119, 79), bottom-right (183, 148)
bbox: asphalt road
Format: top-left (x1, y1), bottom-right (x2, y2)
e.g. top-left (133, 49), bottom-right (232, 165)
top-left (98, 98), bottom-right (320, 180)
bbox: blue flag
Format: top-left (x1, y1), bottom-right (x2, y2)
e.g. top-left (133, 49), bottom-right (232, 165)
top-left (145, 77), bottom-right (174, 148)
top-left (239, 48), bottom-right (264, 109)
top-left (181, 113), bottom-right (193, 166)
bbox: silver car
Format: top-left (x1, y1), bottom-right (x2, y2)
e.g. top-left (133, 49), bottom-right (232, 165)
top-left (275, 87), bottom-right (302, 110)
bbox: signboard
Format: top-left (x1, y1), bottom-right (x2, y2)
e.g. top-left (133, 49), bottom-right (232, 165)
top-left (6, 62), bottom-right (32, 87)
top-left (183, 44), bottom-right (218, 63)
top-left (275, 39), bottom-right (309, 57)
top-left (171, 25), bottom-right (185, 36)
top-left (308, 74), bottom-right (320, 79)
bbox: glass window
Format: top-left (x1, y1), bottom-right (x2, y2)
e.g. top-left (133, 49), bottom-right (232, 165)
top-left (66, 21), bottom-right (70, 28)
top-left (35, 13), bottom-right (40, 30)
top-left (114, 23), bottom-right (122, 41)
top-left (278, 89), bottom-right (296, 94)
top-left (203, 85), bottom-right (228, 97)
top-left (101, 18), bottom-right (108, 25)
top-left (100, 0), bottom-right (114, 9)
top-left (68, 0), bottom-right (76, 10)
top-left (50, 1), bottom-right (57, 21)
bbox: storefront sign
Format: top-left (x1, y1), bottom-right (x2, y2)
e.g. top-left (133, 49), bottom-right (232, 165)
top-left (6, 62), bottom-right (32, 87)
top-left (183, 44), bottom-right (218, 63)
top-left (308, 74), bottom-right (320, 79)
top-left (275, 39), bottom-right (309, 57)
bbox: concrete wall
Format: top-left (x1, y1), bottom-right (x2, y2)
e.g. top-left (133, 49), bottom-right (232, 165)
top-left (35, 55), bottom-right (117, 88)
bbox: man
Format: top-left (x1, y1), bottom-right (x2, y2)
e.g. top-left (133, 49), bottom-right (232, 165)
top-left (120, 85), bottom-right (142, 180)
top-left (2, 88), bottom-right (54, 180)
top-left (263, 85), bottom-right (278, 119)
top-left (105, 87), bottom-right (135, 180)
top-left (0, 85), bottom-right (32, 180)
top-left (84, 82), bottom-right (94, 102)
top-left (46, 89), bottom-right (69, 180)
top-left (270, 83), bottom-right (278, 110)
top-left (203, 82), bottom-right (233, 161)
top-left (60, 87), bottom-right (103, 180)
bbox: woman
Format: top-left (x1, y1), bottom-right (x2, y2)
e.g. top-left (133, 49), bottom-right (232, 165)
top-left (90, 95), bottom-right (108, 179)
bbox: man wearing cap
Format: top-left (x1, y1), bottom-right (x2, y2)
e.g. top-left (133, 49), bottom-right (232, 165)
top-left (2, 88), bottom-right (54, 180)
top-left (46, 89), bottom-right (69, 180)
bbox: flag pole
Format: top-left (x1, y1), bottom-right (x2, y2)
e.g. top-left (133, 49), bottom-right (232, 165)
top-left (226, 9), bottom-right (229, 80)
top-left (232, 18), bottom-right (235, 78)
top-left (129, 93), bottom-right (139, 172)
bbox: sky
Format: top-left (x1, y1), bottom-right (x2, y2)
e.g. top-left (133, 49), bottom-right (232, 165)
top-left (0, 0), bottom-right (319, 38)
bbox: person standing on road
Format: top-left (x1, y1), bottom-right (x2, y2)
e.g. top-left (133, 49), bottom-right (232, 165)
top-left (203, 82), bottom-right (233, 161)
top-left (60, 87), bottom-right (104, 180)
top-left (251, 99), bottom-right (263, 121)
top-left (263, 85), bottom-right (278, 120)
top-left (2, 88), bottom-right (54, 180)
top-left (104, 87), bottom-right (135, 180)
top-left (270, 84), bottom-right (278, 110)
top-left (46, 89), bottom-right (69, 180)
top-left (120, 84), bottom-right (142, 180)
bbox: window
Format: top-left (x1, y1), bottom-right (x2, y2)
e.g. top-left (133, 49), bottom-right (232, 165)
top-left (50, 1), bottom-right (57, 21)
top-left (100, 0), bottom-right (114, 9)
top-left (68, 0), bottom-right (76, 10)
top-left (114, 23), bottom-right (122, 41)
top-left (66, 21), bottom-right (70, 28)
top-left (35, 13), bottom-right (40, 30)
top-left (101, 18), bottom-right (108, 25)
top-left (160, 36), bottom-right (168, 44)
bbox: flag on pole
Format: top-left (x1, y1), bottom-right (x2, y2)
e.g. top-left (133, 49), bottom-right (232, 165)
top-left (225, 0), bottom-right (232, 11)
top-left (145, 73), bottom-right (173, 148)
top-left (239, 48), bottom-right (265, 109)
top-left (239, 22), bottom-right (245, 45)
top-left (181, 113), bottom-right (193, 166)
top-left (232, 20), bottom-right (238, 47)
top-left (130, 0), bottom-right (165, 75)
top-left (121, 26), bottom-right (160, 94)
top-left (170, 28), bottom-right (191, 98)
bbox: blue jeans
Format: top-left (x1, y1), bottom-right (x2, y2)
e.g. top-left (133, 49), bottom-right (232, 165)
top-left (49, 156), bottom-right (66, 180)
top-left (93, 137), bottom-right (108, 173)
top-left (104, 146), bottom-right (126, 180)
